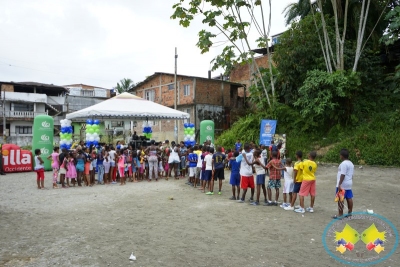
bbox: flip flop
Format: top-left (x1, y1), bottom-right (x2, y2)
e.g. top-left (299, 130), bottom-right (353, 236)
top-left (332, 215), bottom-right (343, 220)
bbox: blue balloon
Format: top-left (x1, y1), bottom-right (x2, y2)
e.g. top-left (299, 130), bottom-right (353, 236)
top-left (86, 119), bottom-right (93, 125)
top-left (189, 123), bottom-right (194, 128)
top-left (93, 119), bottom-right (100, 125)
top-left (93, 141), bottom-right (99, 146)
top-left (184, 123), bottom-right (189, 128)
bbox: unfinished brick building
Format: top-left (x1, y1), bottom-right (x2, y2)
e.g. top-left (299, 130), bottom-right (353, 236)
top-left (130, 72), bottom-right (245, 142)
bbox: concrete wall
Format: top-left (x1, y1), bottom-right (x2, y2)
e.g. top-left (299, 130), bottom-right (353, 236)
top-left (66, 95), bottom-right (105, 113)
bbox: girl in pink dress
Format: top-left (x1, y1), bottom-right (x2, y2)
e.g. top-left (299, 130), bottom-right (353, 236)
top-left (66, 152), bottom-right (77, 186)
top-left (47, 146), bottom-right (60, 189)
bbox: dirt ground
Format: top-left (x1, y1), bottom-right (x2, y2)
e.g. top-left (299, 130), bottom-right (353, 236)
top-left (0, 165), bottom-right (399, 267)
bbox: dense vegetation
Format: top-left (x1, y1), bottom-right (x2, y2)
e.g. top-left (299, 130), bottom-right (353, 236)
top-left (172, 0), bottom-right (400, 166)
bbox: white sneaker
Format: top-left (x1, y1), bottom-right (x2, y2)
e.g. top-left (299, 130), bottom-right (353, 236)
top-left (280, 203), bottom-right (289, 208)
top-left (294, 205), bottom-right (301, 209)
top-left (306, 207), bottom-right (314, 213)
top-left (284, 206), bottom-right (294, 211)
top-left (294, 207), bottom-right (305, 213)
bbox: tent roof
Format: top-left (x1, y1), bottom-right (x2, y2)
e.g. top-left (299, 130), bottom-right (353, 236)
top-left (65, 92), bottom-right (190, 121)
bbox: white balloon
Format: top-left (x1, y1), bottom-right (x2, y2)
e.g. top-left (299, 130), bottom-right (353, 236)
top-left (92, 133), bottom-right (98, 138)
top-left (60, 119), bottom-right (65, 124)
top-left (95, 137), bottom-right (100, 141)
top-left (190, 137), bottom-right (194, 141)
top-left (60, 140), bottom-right (66, 145)
top-left (184, 137), bottom-right (188, 141)
top-left (66, 141), bottom-right (71, 145)
top-left (89, 136), bottom-right (95, 142)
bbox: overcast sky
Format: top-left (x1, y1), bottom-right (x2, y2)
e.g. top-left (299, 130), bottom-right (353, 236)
top-left (0, 0), bottom-right (294, 89)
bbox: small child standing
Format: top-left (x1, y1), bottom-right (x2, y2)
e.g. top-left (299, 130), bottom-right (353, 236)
top-left (250, 149), bottom-right (267, 206)
top-left (47, 146), bottom-right (60, 189)
top-left (265, 151), bottom-right (285, 206)
top-left (281, 158), bottom-right (294, 208)
top-left (229, 151), bottom-right (241, 200)
top-left (34, 149), bottom-right (45, 189)
top-left (117, 150), bottom-right (126, 185)
top-left (66, 152), bottom-right (77, 186)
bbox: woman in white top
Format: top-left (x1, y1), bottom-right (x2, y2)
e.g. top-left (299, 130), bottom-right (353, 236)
top-left (168, 142), bottom-right (180, 179)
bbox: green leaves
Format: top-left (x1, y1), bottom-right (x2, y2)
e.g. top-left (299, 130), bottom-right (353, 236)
top-left (380, 6), bottom-right (400, 45)
top-left (293, 70), bottom-right (361, 125)
top-left (197, 30), bottom-right (217, 54)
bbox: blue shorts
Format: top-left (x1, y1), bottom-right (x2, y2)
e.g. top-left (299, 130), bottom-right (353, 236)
top-left (230, 172), bottom-right (240, 186)
top-left (203, 170), bottom-right (212, 181)
top-left (293, 182), bottom-right (302, 193)
top-left (110, 162), bottom-right (115, 167)
top-left (336, 187), bottom-right (353, 199)
top-left (256, 174), bottom-right (266, 185)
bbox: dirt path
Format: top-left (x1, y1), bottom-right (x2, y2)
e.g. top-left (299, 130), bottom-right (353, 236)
top-left (0, 165), bottom-right (399, 267)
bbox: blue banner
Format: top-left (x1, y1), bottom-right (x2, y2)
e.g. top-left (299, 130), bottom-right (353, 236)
top-left (259, 119), bottom-right (277, 145)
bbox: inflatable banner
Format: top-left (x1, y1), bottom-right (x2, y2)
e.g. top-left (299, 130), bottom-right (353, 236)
top-left (32, 115), bottom-right (54, 171)
top-left (2, 144), bottom-right (33, 172)
top-left (200, 120), bottom-right (214, 145)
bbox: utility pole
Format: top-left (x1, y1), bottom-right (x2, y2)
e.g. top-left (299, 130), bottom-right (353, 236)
top-left (174, 47), bottom-right (178, 143)
top-left (2, 87), bottom-right (6, 143)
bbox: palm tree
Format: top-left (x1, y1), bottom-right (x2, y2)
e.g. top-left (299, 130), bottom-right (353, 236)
top-left (283, 0), bottom-right (312, 26)
top-left (116, 78), bottom-right (135, 93)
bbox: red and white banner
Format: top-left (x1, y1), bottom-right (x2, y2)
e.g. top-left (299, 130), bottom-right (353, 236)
top-left (2, 144), bottom-right (33, 173)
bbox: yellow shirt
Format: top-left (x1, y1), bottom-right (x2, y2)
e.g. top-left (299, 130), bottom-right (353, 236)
top-left (302, 160), bottom-right (317, 181)
top-left (293, 160), bottom-right (304, 183)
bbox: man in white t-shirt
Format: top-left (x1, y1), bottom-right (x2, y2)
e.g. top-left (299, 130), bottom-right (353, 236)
top-left (204, 148), bottom-right (214, 194)
top-left (335, 148), bottom-right (354, 218)
top-left (237, 143), bottom-right (255, 203)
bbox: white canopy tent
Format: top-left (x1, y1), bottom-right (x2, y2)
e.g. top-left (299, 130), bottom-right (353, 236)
top-left (65, 92), bottom-right (190, 121)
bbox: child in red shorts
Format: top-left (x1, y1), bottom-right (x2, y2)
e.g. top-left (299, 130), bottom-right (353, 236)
top-left (34, 149), bottom-right (45, 189)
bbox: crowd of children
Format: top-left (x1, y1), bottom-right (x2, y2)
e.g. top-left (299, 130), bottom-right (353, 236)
top-left (34, 137), bottom-right (355, 218)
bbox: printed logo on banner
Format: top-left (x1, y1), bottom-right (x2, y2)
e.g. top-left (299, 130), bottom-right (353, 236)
top-left (40, 147), bottom-right (49, 155)
top-left (41, 134), bottom-right (50, 141)
top-left (206, 135), bottom-right (212, 141)
top-left (2, 146), bottom-right (32, 172)
top-left (206, 126), bottom-right (213, 131)
top-left (259, 119), bottom-right (277, 145)
top-left (41, 121), bottom-right (51, 128)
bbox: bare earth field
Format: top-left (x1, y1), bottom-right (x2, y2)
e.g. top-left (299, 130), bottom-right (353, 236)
top-left (0, 165), bottom-right (399, 267)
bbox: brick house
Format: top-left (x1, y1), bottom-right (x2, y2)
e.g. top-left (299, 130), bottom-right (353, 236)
top-left (129, 72), bottom-right (245, 142)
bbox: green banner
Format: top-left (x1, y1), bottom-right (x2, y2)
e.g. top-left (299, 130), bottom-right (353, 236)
top-left (200, 120), bottom-right (214, 144)
top-left (32, 115), bottom-right (54, 171)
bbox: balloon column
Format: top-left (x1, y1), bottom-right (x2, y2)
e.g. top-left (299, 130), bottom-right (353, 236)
top-left (59, 119), bottom-right (73, 150)
top-left (85, 119), bottom-right (101, 147)
top-left (184, 123), bottom-right (196, 147)
top-left (142, 122), bottom-right (152, 140)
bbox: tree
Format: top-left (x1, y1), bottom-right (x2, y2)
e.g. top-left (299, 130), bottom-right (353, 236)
top-left (116, 78), bottom-right (135, 94)
top-left (283, 0), bottom-right (395, 72)
top-left (171, 0), bottom-right (276, 109)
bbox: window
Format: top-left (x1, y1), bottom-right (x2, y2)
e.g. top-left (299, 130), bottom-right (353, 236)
top-left (148, 120), bottom-right (158, 126)
top-left (183, 85), bottom-right (190, 96)
top-left (16, 126), bottom-right (32, 134)
top-left (145, 90), bottom-right (155, 102)
top-left (81, 90), bottom-right (94, 97)
top-left (111, 121), bottom-right (124, 127)
top-left (168, 84), bottom-right (174, 90)
top-left (12, 103), bottom-right (33, 112)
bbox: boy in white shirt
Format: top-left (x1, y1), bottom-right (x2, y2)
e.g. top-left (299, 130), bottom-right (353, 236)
top-left (281, 158), bottom-right (294, 208)
top-left (334, 148), bottom-right (354, 218)
top-left (204, 147), bottom-right (214, 194)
